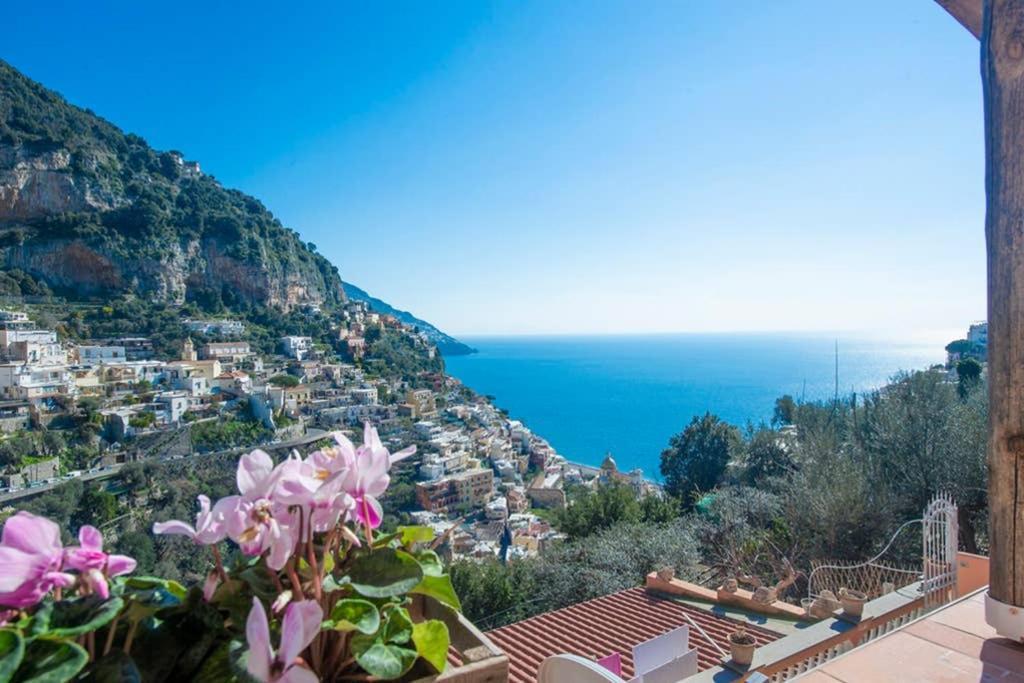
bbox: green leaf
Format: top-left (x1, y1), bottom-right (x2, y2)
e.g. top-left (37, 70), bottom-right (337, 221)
top-left (412, 620), bottom-right (450, 673)
top-left (354, 643), bottom-right (417, 680)
top-left (416, 550), bottom-right (444, 577)
top-left (381, 606), bottom-right (413, 645)
top-left (411, 574), bottom-right (462, 612)
top-left (321, 574), bottom-right (350, 593)
top-left (0, 629), bottom-right (25, 682)
top-left (12, 639), bottom-right (87, 683)
top-left (238, 567), bottom-right (279, 602)
top-left (124, 576), bottom-right (186, 600)
top-left (371, 532), bottom-right (401, 549)
top-left (47, 596), bottom-right (124, 638)
top-left (397, 526), bottom-right (434, 547)
top-left (27, 602), bottom-right (52, 637)
top-left (349, 549), bottom-right (423, 599)
top-left (329, 599), bottom-right (380, 634)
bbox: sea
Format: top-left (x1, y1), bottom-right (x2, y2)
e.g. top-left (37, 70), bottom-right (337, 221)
top-left (443, 332), bottom-right (949, 480)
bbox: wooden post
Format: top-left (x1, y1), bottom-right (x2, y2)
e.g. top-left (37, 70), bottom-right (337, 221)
top-left (982, 0), bottom-right (1024, 621)
top-left (937, 0), bottom-right (1024, 635)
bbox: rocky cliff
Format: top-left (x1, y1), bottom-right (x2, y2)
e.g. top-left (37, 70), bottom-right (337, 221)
top-left (0, 60), bottom-right (345, 311)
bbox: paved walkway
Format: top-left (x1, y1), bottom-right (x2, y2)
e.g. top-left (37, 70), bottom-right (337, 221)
top-left (798, 589), bottom-right (1024, 682)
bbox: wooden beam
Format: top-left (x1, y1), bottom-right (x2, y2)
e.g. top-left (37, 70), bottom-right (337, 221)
top-left (983, 0), bottom-right (1024, 610)
top-left (936, 0), bottom-right (983, 38)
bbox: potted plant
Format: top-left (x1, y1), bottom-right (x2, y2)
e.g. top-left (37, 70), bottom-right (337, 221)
top-left (721, 577), bottom-right (738, 593)
top-left (0, 425), bottom-right (498, 682)
top-left (656, 566), bottom-right (675, 582)
top-left (728, 627), bottom-right (756, 666)
top-left (840, 588), bottom-right (868, 617)
top-left (751, 586), bottom-right (777, 605)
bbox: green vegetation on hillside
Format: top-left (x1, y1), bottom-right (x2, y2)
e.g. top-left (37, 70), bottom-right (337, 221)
top-left (0, 59), bottom-right (344, 309)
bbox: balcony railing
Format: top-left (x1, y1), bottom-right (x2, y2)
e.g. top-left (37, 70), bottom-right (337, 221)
top-left (688, 582), bottom-right (932, 682)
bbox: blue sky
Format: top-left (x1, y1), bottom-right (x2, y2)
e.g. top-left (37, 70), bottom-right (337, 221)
top-left (5, 1), bottom-right (983, 339)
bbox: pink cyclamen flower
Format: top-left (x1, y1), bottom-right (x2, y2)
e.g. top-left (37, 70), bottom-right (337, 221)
top-left (64, 525), bottom-right (137, 600)
top-left (304, 432), bottom-right (356, 481)
top-left (221, 450), bottom-right (297, 570)
top-left (152, 494), bottom-right (230, 545)
top-left (246, 597), bottom-right (322, 683)
top-left (333, 423), bottom-right (415, 529)
top-left (0, 512), bottom-right (74, 608)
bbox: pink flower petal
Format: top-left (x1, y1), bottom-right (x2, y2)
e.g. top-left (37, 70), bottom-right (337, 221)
top-left (1, 512), bottom-right (61, 556)
top-left (390, 444), bottom-right (417, 464)
top-left (152, 520), bottom-right (197, 539)
top-left (279, 600), bottom-right (323, 665)
top-left (245, 598), bottom-right (274, 682)
top-left (238, 450), bottom-right (275, 496)
top-left (106, 554), bottom-right (137, 577)
top-left (280, 665), bottom-right (319, 683)
top-left (355, 496), bottom-right (384, 529)
top-left (0, 546), bottom-right (40, 592)
top-left (78, 525), bottom-right (103, 551)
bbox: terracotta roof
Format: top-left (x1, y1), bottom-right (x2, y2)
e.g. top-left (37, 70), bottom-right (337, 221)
top-left (485, 587), bottom-right (782, 682)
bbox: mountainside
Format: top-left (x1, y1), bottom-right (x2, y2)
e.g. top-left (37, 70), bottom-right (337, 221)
top-left (0, 60), bottom-right (344, 311)
top-left (343, 282), bottom-right (475, 356)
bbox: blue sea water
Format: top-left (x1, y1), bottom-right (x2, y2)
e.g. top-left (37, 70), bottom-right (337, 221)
top-left (444, 333), bottom-right (946, 479)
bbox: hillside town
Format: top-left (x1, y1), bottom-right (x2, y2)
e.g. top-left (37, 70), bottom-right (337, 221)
top-left (0, 299), bottom-right (660, 563)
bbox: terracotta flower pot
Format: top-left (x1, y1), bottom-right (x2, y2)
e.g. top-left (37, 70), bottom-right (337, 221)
top-left (840, 589), bottom-right (868, 617)
top-left (728, 630), bottom-right (756, 666)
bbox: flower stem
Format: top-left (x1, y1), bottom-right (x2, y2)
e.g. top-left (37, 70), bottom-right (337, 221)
top-left (103, 613), bottom-right (121, 656)
top-left (123, 621), bottom-right (138, 654)
top-left (307, 535), bottom-right (322, 601)
top-left (211, 544), bottom-right (228, 582)
top-left (286, 558), bottom-right (304, 599)
top-left (265, 564), bottom-right (285, 593)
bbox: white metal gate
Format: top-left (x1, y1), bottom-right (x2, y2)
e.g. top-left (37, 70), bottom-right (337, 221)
top-left (922, 492), bottom-right (958, 609)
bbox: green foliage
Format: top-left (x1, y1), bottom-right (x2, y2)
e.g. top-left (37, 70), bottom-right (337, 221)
top-left (957, 357), bottom-right (983, 397)
top-left (349, 548), bottom-right (423, 599)
top-left (453, 518), bottom-right (700, 629)
top-left (189, 416), bottom-right (273, 453)
top-left (741, 427), bottom-right (795, 484)
top-left (554, 482), bottom-right (674, 540)
top-left (411, 620), bottom-right (450, 673)
top-left (0, 60), bottom-right (346, 313)
top-left (772, 394), bottom-right (796, 426)
top-left (660, 413), bottom-right (741, 504)
top-left (268, 374), bottom-right (300, 388)
top-left (944, 338), bottom-right (974, 355)
top-left (329, 599), bottom-right (380, 634)
top-left (129, 411), bottom-right (156, 429)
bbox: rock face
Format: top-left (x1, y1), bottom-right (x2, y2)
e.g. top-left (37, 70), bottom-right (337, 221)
top-left (0, 145), bottom-right (121, 220)
top-left (0, 60), bottom-right (345, 311)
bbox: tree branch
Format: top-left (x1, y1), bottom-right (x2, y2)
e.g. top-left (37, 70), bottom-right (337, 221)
top-left (935, 0), bottom-right (983, 39)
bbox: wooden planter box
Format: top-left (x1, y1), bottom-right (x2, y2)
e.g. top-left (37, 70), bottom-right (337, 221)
top-left (408, 596), bottom-right (509, 683)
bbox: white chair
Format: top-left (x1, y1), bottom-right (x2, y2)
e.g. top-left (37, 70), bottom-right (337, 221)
top-left (538, 654), bottom-right (626, 682)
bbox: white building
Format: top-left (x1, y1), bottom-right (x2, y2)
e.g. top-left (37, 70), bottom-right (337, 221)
top-left (968, 321), bottom-right (988, 348)
top-left (184, 319), bottom-right (245, 336)
top-left (154, 391), bottom-right (190, 423)
top-left (0, 363), bottom-right (75, 401)
top-left (78, 345), bottom-right (127, 363)
top-left (280, 336), bottom-right (313, 360)
top-left (0, 311), bottom-right (30, 323)
top-left (349, 387), bottom-right (378, 405)
top-left (165, 365), bottom-right (210, 396)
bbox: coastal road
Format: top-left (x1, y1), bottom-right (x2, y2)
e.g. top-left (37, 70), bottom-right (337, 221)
top-left (0, 428), bottom-right (328, 506)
